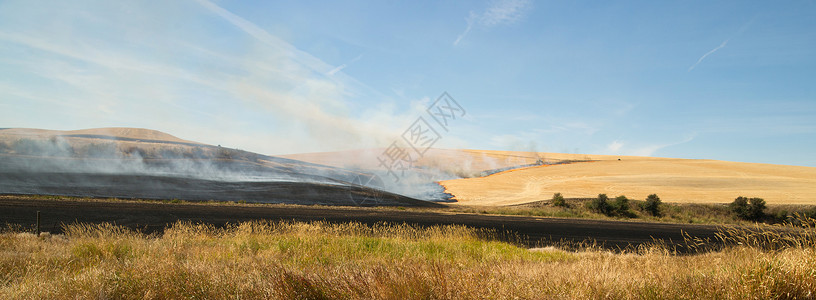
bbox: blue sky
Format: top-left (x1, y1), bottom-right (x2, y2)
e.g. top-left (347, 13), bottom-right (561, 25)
top-left (1, 0), bottom-right (814, 166)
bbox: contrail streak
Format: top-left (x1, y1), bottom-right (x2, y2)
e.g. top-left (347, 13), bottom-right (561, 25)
top-left (688, 39), bottom-right (729, 72)
top-left (453, 20), bottom-right (473, 46)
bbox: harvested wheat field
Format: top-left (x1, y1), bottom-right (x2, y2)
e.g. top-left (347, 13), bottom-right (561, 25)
top-left (286, 149), bottom-right (816, 206)
top-left (439, 152), bottom-right (816, 206)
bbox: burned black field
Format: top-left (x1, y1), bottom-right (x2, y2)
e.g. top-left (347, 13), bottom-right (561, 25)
top-left (1, 195), bottom-right (724, 253)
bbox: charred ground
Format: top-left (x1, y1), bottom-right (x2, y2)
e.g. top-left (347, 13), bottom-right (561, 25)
top-left (0, 196), bottom-right (723, 253)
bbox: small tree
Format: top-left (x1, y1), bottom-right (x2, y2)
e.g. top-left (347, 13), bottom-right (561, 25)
top-left (588, 194), bottom-right (612, 215)
top-left (552, 193), bottom-right (566, 207)
top-left (643, 194), bottom-right (662, 217)
top-left (730, 196), bottom-right (750, 219)
top-left (614, 195), bottom-right (630, 216)
top-left (732, 196), bottom-right (766, 220)
top-left (748, 197), bottom-right (767, 220)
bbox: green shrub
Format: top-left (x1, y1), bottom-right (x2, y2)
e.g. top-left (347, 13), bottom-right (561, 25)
top-left (614, 196), bottom-right (629, 211)
top-left (643, 194), bottom-right (662, 217)
top-left (587, 194), bottom-right (612, 215)
top-left (730, 196), bottom-right (767, 220)
top-left (749, 197), bottom-right (767, 219)
top-left (613, 195), bottom-right (634, 217)
top-left (552, 193), bottom-right (566, 207)
top-left (730, 196), bottom-right (749, 219)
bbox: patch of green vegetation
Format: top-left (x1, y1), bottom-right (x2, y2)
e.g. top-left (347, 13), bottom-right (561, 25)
top-left (730, 196), bottom-right (767, 221)
top-left (586, 194), bottom-right (612, 215)
top-left (642, 194), bottom-right (662, 217)
top-left (456, 193), bottom-right (815, 226)
top-left (551, 193), bottom-right (566, 207)
top-left (585, 194), bottom-right (635, 218)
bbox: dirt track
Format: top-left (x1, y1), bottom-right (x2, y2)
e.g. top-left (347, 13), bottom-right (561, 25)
top-left (0, 197), bottom-right (723, 252)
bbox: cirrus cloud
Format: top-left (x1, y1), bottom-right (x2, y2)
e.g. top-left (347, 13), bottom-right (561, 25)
top-left (454, 0), bottom-right (533, 46)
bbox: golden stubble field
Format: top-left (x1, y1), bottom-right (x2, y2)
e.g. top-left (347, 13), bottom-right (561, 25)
top-left (286, 149), bottom-right (816, 206)
top-left (440, 153), bottom-right (816, 206)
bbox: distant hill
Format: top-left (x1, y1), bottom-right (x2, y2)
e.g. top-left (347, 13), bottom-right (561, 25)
top-left (0, 127), bottom-right (198, 144)
top-left (285, 149), bottom-right (816, 205)
top-left (0, 128), bottom-right (437, 207)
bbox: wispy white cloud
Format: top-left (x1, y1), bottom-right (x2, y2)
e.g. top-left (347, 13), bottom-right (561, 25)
top-left (454, 0), bottom-right (533, 46)
top-left (535, 122), bottom-right (599, 136)
top-left (194, 0), bottom-right (388, 103)
top-left (607, 140), bottom-right (624, 152)
top-left (0, 1), bottom-right (417, 155)
top-left (688, 39), bottom-right (729, 71)
top-left (453, 13), bottom-right (477, 46)
top-left (326, 54), bottom-right (363, 76)
top-left (630, 134), bottom-right (696, 156)
top-left (194, 0), bottom-right (338, 78)
top-left (481, 0), bottom-right (533, 26)
top-left (326, 64), bottom-right (347, 76)
top-left (488, 132), bottom-right (545, 152)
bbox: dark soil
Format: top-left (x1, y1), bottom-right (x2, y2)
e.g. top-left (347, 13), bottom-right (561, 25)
top-left (0, 197), bottom-right (724, 253)
top-left (0, 171), bottom-right (439, 207)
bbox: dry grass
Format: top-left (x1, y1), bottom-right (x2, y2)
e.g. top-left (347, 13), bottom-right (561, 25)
top-left (1, 220), bottom-right (815, 299)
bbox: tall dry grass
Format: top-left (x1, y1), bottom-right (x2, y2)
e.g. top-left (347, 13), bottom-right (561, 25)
top-left (1, 219), bottom-right (814, 299)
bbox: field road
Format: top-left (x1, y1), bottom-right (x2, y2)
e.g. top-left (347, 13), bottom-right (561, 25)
top-left (0, 197), bottom-right (724, 253)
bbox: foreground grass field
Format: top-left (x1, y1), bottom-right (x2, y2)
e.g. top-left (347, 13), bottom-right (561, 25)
top-left (2, 220), bottom-right (815, 299)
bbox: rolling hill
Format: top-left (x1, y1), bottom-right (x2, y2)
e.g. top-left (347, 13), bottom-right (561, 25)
top-left (286, 149), bottom-right (816, 205)
top-left (0, 128), bottom-right (438, 207)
